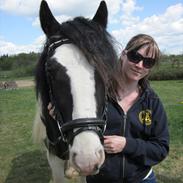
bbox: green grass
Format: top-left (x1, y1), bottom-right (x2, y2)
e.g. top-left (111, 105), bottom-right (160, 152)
top-left (0, 88), bottom-right (76, 183)
top-left (150, 80), bottom-right (183, 183)
top-left (0, 80), bottom-right (183, 183)
top-left (0, 88), bottom-right (41, 183)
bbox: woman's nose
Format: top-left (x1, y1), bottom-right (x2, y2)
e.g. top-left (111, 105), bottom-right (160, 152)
top-left (135, 60), bottom-right (144, 68)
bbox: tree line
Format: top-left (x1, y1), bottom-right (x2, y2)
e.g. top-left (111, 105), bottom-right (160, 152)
top-left (0, 52), bottom-right (182, 80)
top-left (0, 52), bottom-right (39, 79)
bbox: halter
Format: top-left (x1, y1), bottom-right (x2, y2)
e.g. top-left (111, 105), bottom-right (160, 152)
top-left (44, 37), bottom-right (107, 159)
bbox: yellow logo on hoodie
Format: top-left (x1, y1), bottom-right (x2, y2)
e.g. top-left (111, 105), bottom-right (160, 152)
top-left (139, 110), bottom-right (152, 126)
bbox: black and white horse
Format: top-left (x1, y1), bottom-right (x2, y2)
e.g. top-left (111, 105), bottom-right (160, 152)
top-left (33, 0), bottom-right (117, 182)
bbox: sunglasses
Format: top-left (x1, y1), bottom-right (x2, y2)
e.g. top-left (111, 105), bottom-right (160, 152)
top-left (126, 50), bottom-right (156, 69)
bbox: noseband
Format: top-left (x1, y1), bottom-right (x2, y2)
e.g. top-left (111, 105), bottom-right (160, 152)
top-left (43, 37), bottom-right (107, 159)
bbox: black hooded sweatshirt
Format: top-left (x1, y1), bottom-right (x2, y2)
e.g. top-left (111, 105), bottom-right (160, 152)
top-left (87, 87), bottom-right (169, 183)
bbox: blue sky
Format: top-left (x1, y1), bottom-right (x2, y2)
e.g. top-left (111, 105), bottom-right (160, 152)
top-left (0, 0), bottom-right (183, 55)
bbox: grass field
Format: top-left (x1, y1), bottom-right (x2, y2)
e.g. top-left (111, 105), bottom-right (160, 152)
top-left (0, 80), bottom-right (183, 183)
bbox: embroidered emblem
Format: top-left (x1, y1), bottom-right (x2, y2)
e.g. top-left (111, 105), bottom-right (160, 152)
top-left (139, 110), bottom-right (152, 126)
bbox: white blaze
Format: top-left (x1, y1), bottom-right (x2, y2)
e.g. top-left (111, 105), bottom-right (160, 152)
top-left (53, 44), bottom-right (97, 119)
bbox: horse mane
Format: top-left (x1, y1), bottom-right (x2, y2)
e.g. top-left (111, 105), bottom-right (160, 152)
top-left (55, 17), bottom-right (117, 86)
top-left (35, 16), bottom-right (118, 105)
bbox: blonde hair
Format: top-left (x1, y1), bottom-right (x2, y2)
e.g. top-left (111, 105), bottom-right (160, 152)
top-left (125, 34), bottom-right (160, 62)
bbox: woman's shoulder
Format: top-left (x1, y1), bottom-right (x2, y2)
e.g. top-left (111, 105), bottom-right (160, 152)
top-left (143, 86), bottom-right (159, 100)
top-left (141, 87), bottom-right (166, 111)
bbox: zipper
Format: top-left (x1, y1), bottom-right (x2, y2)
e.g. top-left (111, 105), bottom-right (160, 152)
top-left (122, 113), bottom-right (127, 180)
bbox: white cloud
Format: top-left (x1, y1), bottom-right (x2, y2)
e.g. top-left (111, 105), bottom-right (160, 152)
top-left (106, 0), bottom-right (121, 15)
top-left (0, 0), bottom-right (121, 18)
top-left (0, 0), bottom-right (41, 16)
top-left (121, 0), bottom-right (143, 16)
top-left (111, 3), bottom-right (183, 55)
top-left (32, 17), bottom-right (41, 27)
top-left (0, 0), bottom-right (182, 55)
top-left (32, 15), bottom-right (72, 27)
top-left (0, 35), bottom-right (45, 56)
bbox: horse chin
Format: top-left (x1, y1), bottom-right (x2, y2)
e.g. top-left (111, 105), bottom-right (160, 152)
top-left (64, 165), bottom-right (99, 178)
top-left (80, 168), bottom-right (100, 176)
top-left (64, 162), bottom-right (80, 179)
top-left (64, 159), bottom-right (101, 178)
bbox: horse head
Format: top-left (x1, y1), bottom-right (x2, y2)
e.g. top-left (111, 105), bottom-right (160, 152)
top-left (34, 0), bottom-right (117, 180)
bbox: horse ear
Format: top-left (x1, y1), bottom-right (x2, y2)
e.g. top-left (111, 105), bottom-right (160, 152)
top-left (92, 1), bottom-right (108, 28)
top-left (39, 0), bottom-right (60, 37)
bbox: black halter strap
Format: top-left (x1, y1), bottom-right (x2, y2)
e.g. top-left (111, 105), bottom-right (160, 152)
top-left (47, 36), bottom-right (72, 55)
top-left (44, 37), bottom-right (107, 159)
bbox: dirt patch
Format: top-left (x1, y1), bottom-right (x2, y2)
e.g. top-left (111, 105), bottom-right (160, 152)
top-left (16, 80), bottom-right (34, 88)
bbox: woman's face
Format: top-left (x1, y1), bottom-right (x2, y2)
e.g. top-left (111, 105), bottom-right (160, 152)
top-left (121, 45), bottom-right (154, 82)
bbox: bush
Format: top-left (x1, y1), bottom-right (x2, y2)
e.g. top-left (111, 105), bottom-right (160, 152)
top-left (150, 62), bottom-right (183, 80)
top-left (10, 65), bottom-right (36, 78)
top-left (0, 55), bottom-right (13, 70)
top-left (0, 52), bottom-right (38, 79)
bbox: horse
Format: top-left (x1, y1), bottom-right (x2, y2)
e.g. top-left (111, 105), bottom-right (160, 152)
top-left (33, 0), bottom-right (117, 182)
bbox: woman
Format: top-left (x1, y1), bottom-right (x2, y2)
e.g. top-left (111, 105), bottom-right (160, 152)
top-left (48, 34), bottom-right (169, 183)
top-left (86, 34), bottom-right (169, 183)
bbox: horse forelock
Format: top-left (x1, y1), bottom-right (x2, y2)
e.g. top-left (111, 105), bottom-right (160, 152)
top-left (59, 17), bottom-right (117, 86)
top-left (36, 16), bottom-right (117, 99)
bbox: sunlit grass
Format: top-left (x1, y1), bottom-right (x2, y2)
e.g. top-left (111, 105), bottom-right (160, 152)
top-left (150, 80), bottom-right (183, 182)
top-left (0, 80), bottom-right (183, 183)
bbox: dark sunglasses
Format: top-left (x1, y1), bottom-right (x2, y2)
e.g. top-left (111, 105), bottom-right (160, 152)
top-left (126, 50), bottom-right (156, 69)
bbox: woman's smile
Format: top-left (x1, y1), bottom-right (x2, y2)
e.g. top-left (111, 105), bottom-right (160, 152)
top-left (131, 68), bottom-right (142, 75)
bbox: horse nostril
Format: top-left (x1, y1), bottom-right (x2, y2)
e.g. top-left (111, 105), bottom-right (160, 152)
top-left (94, 164), bottom-right (99, 171)
top-left (96, 149), bottom-right (104, 159)
top-left (72, 152), bottom-right (77, 162)
top-left (99, 149), bottom-right (103, 156)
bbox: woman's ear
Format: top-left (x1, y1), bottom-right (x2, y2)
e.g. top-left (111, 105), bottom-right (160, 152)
top-left (122, 50), bottom-right (127, 56)
top-left (120, 50), bottom-right (126, 60)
